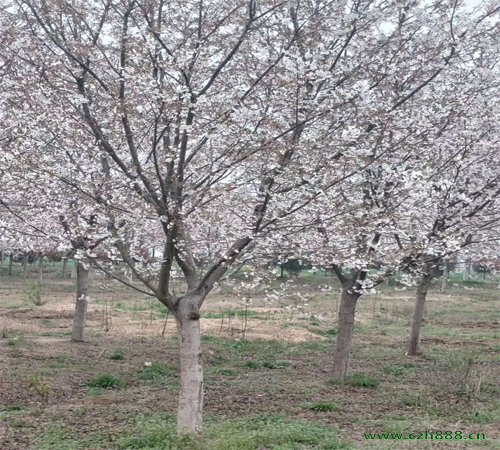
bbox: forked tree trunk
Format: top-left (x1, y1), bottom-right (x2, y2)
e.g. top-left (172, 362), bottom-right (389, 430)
top-left (8, 255), bottom-right (13, 275)
top-left (175, 297), bottom-right (204, 435)
top-left (441, 263), bottom-right (449, 291)
top-left (408, 269), bottom-right (434, 355)
top-left (38, 254), bottom-right (44, 281)
top-left (72, 260), bottom-right (89, 342)
top-left (332, 289), bottom-right (361, 380)
top-left (62, 257), bottom-right (68, 279)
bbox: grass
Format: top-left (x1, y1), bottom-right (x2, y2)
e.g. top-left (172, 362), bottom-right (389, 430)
top-left (86, 373), bottom-right (123, 389)
top-left (0, 404), bottom-right (25, 419)
top-left (300, 402), bottom-right (339, 412)
top-left (381, 362), bottom-right (418, 376)
top-left (110, 351), bottom-right (126, 360)
top-left (329, 373), bottom-right (380, 388)
top-left (139, 362), bottom-right (179, 381)
top-left (117, 413), bottom-right (351, 450)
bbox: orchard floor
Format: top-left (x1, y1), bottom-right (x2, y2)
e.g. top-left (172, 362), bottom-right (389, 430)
top-left (0, 274), bottom-right (499, 450)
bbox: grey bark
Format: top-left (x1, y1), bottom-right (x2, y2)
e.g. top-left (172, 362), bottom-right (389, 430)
top-left (441, 263), bottom-right (449, 291)
top-left (175, 295), bottom-right (204, 435)
top-left (38, 253), bottom-right (43, 281)
top-left (23, 257), bottom-right (28, 279)
top-left (408, 269), bottom-right (434, 355)
top-left (62, 257), bottom-right (68, 279)
top-left (72, 260), bottom-right (89, 342)
top-left (8, 255), bottom-right (13, 275)
top-left (462, 260), bottom-right (470, 281)
top-left (332, 288), bottom-right (361, 380)
top-left (71, 260), bottom-right (77, 279)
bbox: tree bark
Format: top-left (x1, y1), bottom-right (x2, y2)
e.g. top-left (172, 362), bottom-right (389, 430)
top-left (72, 260), bottom-right (89, 342)
top-left (332, 289), bottom-right (361, 380)
top-left (62, 257), bottom-right (68, 279)
top-left (23, 257), bottom-right (28, 279)
top-left (408, 269), bottom-right (434, 355)
top-left (462, 259), bottom-right (470, 281)
top-left (175, 297), bottom-right (204, 435)
top-left (38, 253), bottom-right (43, 281)
top-left (8, 255), bottom-right (13, 275)
top-left (71, 260), bottom-right (77, 279)
top-left (441, 263), bottom-right (449, 291)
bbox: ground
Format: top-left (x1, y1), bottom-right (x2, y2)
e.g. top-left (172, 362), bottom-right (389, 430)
top-left (0, 266), bottom-right (499, 449)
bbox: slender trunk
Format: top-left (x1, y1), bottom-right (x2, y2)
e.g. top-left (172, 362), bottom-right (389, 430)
top-left (332, 289), bottom-right (361, 380)
top-left (71, 260), bottom-right (77, 279)
top-left (409, 270), bottom-right (434, 355)
top-left (23, 257), bottom-right (28, 279)
top-left (72, 260), bottom-right (89, 342)
top-left (0, 251), bottom-right (3, 268)
top-left (8, 255), bottom-right (13, 275)
top-left (38, 253), bottom-right (43, 281)
top-left (176, 297), bottom-right (204, 435)
top-left (62, 258), bottom-right (68, 279)
top-left (441, 263), bottom-right (449, 291)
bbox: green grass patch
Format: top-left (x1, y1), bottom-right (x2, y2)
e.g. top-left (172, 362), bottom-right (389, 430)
top-left (139, 362), bottom-right (178, 382)
top-left (86, 373), bottom-right (123, 389)
top-left (201, 310), bottom-right (263, 319)
top-left (329, 373), bottom-right (380, 389)
top-left (300, 402), bottom-right (339, 412)
top-left (110, 352), bottom-right (126, 361)
top-left (0, 404), bottom-right (25, 419)
top-left (117, 413), bottom-right (352, 450)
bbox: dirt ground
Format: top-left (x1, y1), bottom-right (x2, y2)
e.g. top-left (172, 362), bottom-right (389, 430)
top-left (0, 273), bottom-right (499, 449)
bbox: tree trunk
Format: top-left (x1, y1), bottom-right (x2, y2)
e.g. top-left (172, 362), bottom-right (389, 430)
top-left (72, 260), bottom-right (89, 342)
top-left (0, 252), bottom-right (3, 268)
top-left (62, 257), bottom-right (68, 279)
top-left (332, 289), bottom-right (361, 380)
top-left (38, 254), bottom-right (43, 281)
top-left (71, 260), bottom-right (77, 279)
top-left (8, 255), bottom-right (13, 275)
top-left (463, 260), bottom-right (470, 281)
top-left (441, 263), bottom-right (449, 291)
top-left (23, 257), bottom-right (28, 279)
top-left (175, 298), bottom-right (204, 435)
top-left (408, 270), bottom-right (434, 356)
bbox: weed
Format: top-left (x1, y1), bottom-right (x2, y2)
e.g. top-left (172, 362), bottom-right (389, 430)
top-left (140, 362), bottom-right (178, 381)
top-left (110, 352), bottom-right (126, 361)
top-left (48, 363), bottom-right (68, 369)
top-left (25, 282), bottom-right (49, 306)
top-left (86, 373), bottom-right (123, 389)
top-left (301, 402), bottom-right (339, 412)
top-left (329, 373), bottom-right (380, 388)
top-left (29, 373), bottom-right (52, 395)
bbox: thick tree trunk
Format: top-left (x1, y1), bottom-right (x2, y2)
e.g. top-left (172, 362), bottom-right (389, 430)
top-left (38, 254), bottom-right (43, 281)
top-left (72, 261), bottom-right (89, 342)
top-left (8, 255), bottom-right (13, 275)
top-left (332, 289), bottom-right (361, 380)
top-left (441, 263), bottom-right (449, 291)
top-left (175, 298), bottom-right (204, 435)
top-left (408, 270), bottom-right (434, 355)
top-left (62, 257), bottom-right (68, 279)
